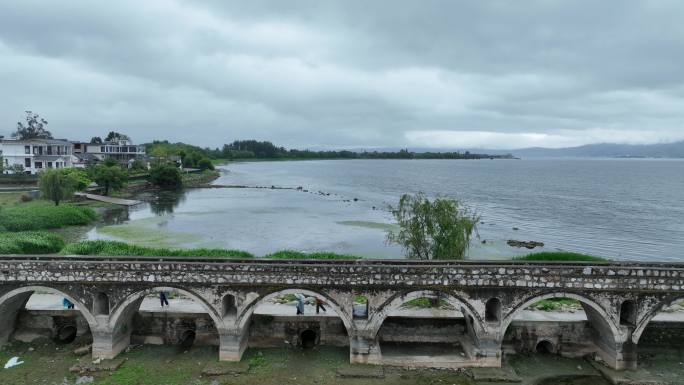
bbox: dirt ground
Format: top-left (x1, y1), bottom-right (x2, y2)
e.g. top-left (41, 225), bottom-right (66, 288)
top-left (1, 340), bottom-right (681, 385)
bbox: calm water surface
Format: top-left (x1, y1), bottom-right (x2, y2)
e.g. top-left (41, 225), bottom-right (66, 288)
top-left (88, 159), bottom-right (684, 261)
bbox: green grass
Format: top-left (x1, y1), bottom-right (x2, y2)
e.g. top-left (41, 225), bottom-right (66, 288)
top-left (529, 298), bottom-right (581, 311)
top-left (515, 251), bottom-right (608, 262)
top-left (354, 295), bottom-right (368, 304)
top-left (61, 240), bottom-right (254, 258)
top-left (61, 241), bottom-right (364, 259)
top-left (0, 201), bottom-right (96, 231)
top-left (401, 297), bottom-right (452, 309)
top-left (264, 250), bottom-right (362, 260)
top-left (0, 192), bottom-right (24, 206)
top-left (0, 231), bottom-right (65, 254)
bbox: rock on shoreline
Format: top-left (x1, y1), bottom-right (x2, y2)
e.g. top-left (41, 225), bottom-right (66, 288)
top-left (507, 240), bottom-right (545, 249)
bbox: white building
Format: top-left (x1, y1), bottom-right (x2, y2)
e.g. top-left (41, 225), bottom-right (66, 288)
top-left (1, 138), bottom-right (73, 174)
top-left (72, 138), bottom-right (146, 167)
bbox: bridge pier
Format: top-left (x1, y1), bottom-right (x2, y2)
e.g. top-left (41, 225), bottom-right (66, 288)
top-left (91, 327), bottom-right (129, 360)
top-left (468, 337), bottom-right (503, 367)
top-left (349, 334), bottom-right (382, 365)
top-left (219, 329), bottom-right (249, 361)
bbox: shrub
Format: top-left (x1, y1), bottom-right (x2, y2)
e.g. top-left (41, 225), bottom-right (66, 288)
top-left (197, 158), bottom-right (214, 171)
top-left (0, 231), bottom-right (65, 254)
top-left (149, 163), bottom-right (183, 188)
top-left (20, 194), bottom-right (33, 202)
top-left (61, 240), bottom-right (254, 258)
top-left (0, 202), bottom-right (96, 231)
top-left (264, 250), bottom-right (361, 260)
top-left (515, 252), bottom-right (607, 262)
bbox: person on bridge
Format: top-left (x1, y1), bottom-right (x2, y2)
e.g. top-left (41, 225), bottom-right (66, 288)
top-left (160, 291), bottom-right (170, 308)
top-left (295, 293), bottom-right (305, 315)
top-left (315, 297), bottom-right (327, 314)
top-left (63, 298), bottom-right (75, 309)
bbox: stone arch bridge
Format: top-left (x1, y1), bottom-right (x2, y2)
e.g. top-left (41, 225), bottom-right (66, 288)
top-left (1, 256), bottom-right (683, 370)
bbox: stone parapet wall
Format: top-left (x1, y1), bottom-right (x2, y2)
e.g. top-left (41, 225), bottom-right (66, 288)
top-left (1, 257), bottom-right (684, 292)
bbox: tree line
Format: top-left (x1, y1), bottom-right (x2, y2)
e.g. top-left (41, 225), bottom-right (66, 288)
top-left (148, 139), bottom-right (515, 162)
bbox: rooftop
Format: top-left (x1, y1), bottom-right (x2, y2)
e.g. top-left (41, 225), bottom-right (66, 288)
top-left (1, 138), bottom-right (72, 145)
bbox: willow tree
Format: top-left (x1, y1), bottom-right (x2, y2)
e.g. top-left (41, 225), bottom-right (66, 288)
top-left (387, 192), bottom-right (479, 260)
top-left (39, 169), bottom-right (78, 206)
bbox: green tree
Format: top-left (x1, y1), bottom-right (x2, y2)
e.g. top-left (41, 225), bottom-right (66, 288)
top-left (13, 111), bottom-right (53, 140)
top-left (91, 165), bottom-right (126, 195)
top-left (185, 152), bottom-right (202, 168)
top-left (60, 168), bottom-right (92, 191)
top-left (129, 159), bottom-right (147, 172)
top-left (39, 169), bottom-right (78, 205)
top-left (103, 157), bottom-right (119, 167)
top-left (149, 163), bottom-right (182, 188)
top-left (90, 136), bottom-right (103, 144)
top-left (386, 193), bottom-right (479, 260)
top-left (105, 131), bottom-right (130, 142)
top-left (197, 157), bottom-right (214, 170)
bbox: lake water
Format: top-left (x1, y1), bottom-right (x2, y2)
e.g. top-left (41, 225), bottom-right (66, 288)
top-left (88, 159), bottom-right (684, 261)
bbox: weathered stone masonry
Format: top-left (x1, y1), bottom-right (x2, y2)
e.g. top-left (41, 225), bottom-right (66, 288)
top-left (1, 256), bottom-right (683, 370)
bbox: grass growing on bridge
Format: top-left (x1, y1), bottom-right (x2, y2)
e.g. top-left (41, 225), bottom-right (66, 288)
top-left (515, 251), bottom-right (608, 262)
top-left (0, 231), bottom-right (65, 254)
top-left (61, 240), bottom-right (255, 258)
top-left (0, 201), bottom-right (96, 231)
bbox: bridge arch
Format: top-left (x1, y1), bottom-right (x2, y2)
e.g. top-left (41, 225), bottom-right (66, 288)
top-left (0, 285), bottom-right (99, 345)
top-left (632, 295), bottom-right (684, 344)
top-left (368, 289), bottom-right (485, 338)
top-left (109, 286), bottom-right (223, 331)
top-left (501, 292), bottom-right (620, 337)
top-left (501, 291), bottom-right (621, 343)
top-left (236, 288), bottom-right (353, 333)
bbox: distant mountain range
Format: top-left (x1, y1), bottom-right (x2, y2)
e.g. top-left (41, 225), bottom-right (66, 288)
top-left (369, 140), bottom-right (684, 159)
top-left (483, 141), bottom-right (684, 158)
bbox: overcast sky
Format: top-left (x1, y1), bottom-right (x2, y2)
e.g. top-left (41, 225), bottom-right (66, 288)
top-left (1, 1), bottom-right (683, 149)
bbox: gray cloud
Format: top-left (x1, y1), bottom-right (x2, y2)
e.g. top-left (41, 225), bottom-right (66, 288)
top-left (1, 0), bottom-right (683, 149)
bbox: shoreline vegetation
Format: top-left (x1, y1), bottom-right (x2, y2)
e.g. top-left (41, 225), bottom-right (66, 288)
top-left (148, 139), bottom-right (517, 163)
top-left (5, 235), bottom-right (607, 263)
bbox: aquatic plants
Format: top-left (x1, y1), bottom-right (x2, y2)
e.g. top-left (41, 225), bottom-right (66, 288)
top-left (61, 240), bottom-right (254, 258)
top-left (264, 250), bottom-right (362, 260)
top-left (60, 241), bottom-right (362, 259)
top-left (0, 201), bottom-right (96, 231)
top-left (0, 231), bottom-right (65, 254)
top-left (515, 252), bottom-right (607, 262)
